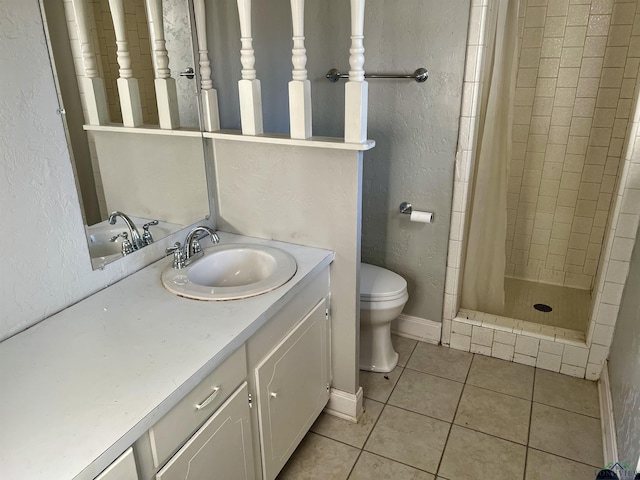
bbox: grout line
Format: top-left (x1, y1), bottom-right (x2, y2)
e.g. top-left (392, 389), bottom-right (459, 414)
top-left (526, 446), bottom-right (606, 470)
top-left (358, 447), bottom-right (439, 476)
top-left (523, 366), bottom-right (536, 480)
top-left (531, 399), bottom-right (602, 420)
top-left (434, 352), bottom-right (475, 477)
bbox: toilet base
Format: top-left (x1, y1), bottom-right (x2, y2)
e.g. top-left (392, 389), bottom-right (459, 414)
top-left (359, 322), bottom-right (399, 373)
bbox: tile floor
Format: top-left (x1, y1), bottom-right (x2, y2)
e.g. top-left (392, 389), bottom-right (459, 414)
top-left (278, 336), bottom-right (604, 480)
top-left (503, 278), bottom-right (591, 332)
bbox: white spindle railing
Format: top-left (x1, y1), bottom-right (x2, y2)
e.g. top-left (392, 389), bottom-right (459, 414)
top-left (288, 0), bottom-right (312, 139)
top-left (193, 0), bottom-right (220, 131)
top-left (344, 0), bottom-right (368, 143)
top-left (70, 0), bottom-right (109, 125)
top-left (108, 0), bottom-right (143, 127)
top-left (145, 0), bottom-right (180, 129)
top-left (236, 0), bottom-right (263, 135)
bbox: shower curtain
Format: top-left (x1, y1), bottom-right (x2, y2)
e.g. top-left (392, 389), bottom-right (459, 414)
top-left (461, 0), bottom-right (518, 314)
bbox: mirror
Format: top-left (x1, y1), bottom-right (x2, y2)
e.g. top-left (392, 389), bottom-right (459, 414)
top-left (40, 0), bottom-right (210, 269)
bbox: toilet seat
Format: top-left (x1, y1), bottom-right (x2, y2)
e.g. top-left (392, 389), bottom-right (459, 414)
top-left (360, 263), bottom-right (407, 302)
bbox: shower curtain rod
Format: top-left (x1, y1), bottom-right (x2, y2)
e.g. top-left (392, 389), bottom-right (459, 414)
top-left (326, 67), bottom-right (429, 83)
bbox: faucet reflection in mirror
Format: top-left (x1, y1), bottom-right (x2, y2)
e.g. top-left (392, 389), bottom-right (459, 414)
top-left (40, 0), bottom-right (212, 270)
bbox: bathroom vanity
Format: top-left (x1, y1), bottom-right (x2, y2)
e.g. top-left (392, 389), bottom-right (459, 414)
top-left (0, 233), bottom-right (333, 480)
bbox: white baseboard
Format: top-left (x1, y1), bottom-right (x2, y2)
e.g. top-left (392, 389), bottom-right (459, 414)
top-left (324, 387), bottom-right (364, 423)
top-left (598, 360), bottom-right (618, 466)
top-left (392, 314), bottom-right (441, 345)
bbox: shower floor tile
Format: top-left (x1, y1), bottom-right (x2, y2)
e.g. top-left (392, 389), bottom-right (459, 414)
top-left (503, 278), bottom-right (591, 332)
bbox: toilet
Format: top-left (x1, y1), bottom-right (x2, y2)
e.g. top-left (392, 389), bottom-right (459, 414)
top-left (359, 263), bottom-right (409, 372)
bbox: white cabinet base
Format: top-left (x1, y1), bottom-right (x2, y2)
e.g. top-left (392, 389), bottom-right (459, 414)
top-left (255, 298), bottom-right (330, 480)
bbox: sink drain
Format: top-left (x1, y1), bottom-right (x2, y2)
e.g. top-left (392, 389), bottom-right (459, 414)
top-left (534, 303), bottom-right (552, 313)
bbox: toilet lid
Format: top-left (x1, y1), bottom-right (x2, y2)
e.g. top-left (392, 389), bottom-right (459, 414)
top-left (360, 263), bottom-right (407, 301)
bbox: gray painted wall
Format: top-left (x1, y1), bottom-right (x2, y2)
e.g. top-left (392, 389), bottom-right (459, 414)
top-left (608, 228), bottom-right (640, 469)
top-left (206, 0), bottom-right (470, 322)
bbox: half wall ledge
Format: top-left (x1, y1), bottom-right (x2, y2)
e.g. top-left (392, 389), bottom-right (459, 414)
top-left (203, 130), bottom-right (376, 151)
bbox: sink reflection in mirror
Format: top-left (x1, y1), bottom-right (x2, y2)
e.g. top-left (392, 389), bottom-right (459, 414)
top-left (40, 0), bottom-right (211, 270)
top-left (87, 217), bottom-right (182, 269)
top-left (162, 244), bottom-right (298, 301)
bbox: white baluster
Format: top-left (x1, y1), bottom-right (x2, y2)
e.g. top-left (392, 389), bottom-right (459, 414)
top-left (236, 0), bottom-right (263, 135)
top-left (70, 0), bottom-right (109, 125)
top-left (288, 0), bottom-right (312, 139)
top-left (193, 0), bottom-right (220, 132)
top-left (344, 0), bottom-right (368, 143)
top-left (108, 0), bottom-right (143, 127)
top-left (145, 0), bottom-right (180, 129)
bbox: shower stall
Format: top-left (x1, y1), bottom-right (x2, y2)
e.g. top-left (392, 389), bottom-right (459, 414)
top-left (443, 0), bottom-right (640, 377)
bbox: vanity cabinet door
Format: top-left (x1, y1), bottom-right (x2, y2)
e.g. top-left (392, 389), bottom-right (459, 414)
top-left (95, 447), bottom-right (138, 480)
top-left (155, 382), bottom-right (255, 480)
top-left (255, 298), bottom-right (330, 480)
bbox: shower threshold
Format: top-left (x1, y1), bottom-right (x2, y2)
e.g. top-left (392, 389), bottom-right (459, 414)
top-left (456, 308), bottom-right (586, 344)
top-left (450, 304), bottom-right (590, 376)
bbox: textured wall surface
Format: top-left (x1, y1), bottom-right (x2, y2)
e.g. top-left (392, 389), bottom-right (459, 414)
top-left (213, 140), bottom-right (362, 394)
top-left (93, 131), bottom-right (208, 225)
top-left (506, 0), bottom-right (640, 290)
top-left (608, 229), bottom-right (640, 468)
top-left (206, 0), bottom-right (469, 322)
top-left (0, 0), bottom-right (204, 341)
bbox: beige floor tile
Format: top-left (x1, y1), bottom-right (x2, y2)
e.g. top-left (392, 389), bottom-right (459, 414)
top-left (360, 366), bottom-right (403, 403)
top-left (466, 354), bottom-right (535, 400)
top-left (525, 448), bottom-right (599, 480)
top-left (454, 385), bottom-right (531, 444)
top-left (311, 398), bottom-right (384, 448)
top-left (364, 405), bottom-right (450, 474)
top-left (438, 425), bottom-right (526, 480)
top-left (406, 342), bottom-right (473, 382)
top-left (392, 334), bottom-right (418, 367)
top-left (533, 369), bottom-right (600, 417)
top-left (388, 368), bottom-right (464, 422)
top-left (277, 432), bottom-right (360, 480)
top-left (349, 451), bottom-right (434, 480)
top-left (529, 403), bottom-right (603, 467)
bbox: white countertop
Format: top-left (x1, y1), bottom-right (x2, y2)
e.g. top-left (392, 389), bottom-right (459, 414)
top-left (0, 233), bottom-right (333, 480)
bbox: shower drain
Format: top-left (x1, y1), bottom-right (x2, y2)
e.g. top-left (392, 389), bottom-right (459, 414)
top-left (534, 303), bottom-right (553, 313)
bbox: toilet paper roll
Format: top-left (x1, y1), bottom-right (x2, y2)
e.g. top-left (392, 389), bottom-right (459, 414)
top-left (410, 211), bottom-right (433, 223)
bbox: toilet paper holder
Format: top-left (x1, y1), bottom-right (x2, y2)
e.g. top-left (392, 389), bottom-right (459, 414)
top-left (399, 202), bottom-right (434, 223)
top-left (399, 202), bottom-right (413, 214)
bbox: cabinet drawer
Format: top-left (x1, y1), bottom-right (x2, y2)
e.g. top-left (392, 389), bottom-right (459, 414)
top-left (156, 382), bottom-right (255, 480)
top-left (149, 345), bottom-right (247, 468)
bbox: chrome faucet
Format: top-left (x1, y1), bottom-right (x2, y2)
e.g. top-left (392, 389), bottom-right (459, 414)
top-left (166, 226), bottom-right (220, 269)
top-left (108, 211), bottom-right (144, 250)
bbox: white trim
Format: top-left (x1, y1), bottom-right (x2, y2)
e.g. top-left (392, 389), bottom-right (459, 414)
top-left (204, 130), bottom-right (376, 151)
top-left (598, 360), bottom-right (618, 466)
top-left (392, 314), bottom-right (441, 345)
top-left (323, 386), bottom-right (364, 423)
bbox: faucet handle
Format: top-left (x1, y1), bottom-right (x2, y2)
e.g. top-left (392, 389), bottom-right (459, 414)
top-left (142, 220), bottom-right (159, 245)
top-left (110, 232), bottom-right (133, 256)
top-left (166, 242), bottom-right (185, 269)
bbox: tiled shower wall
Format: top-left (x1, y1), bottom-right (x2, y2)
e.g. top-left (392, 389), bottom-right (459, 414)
top-left (506, 0), bottom-right (640, 290)
top-left (90, 0), bottom-right (159, 125)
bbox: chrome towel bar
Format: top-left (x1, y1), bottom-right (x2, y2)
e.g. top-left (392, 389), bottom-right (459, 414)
top-left (326, 67), bottom-right (429, 83)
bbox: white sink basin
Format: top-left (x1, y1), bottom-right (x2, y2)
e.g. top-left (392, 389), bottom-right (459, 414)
top-left (161, 244), bottom-right (298, 301)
